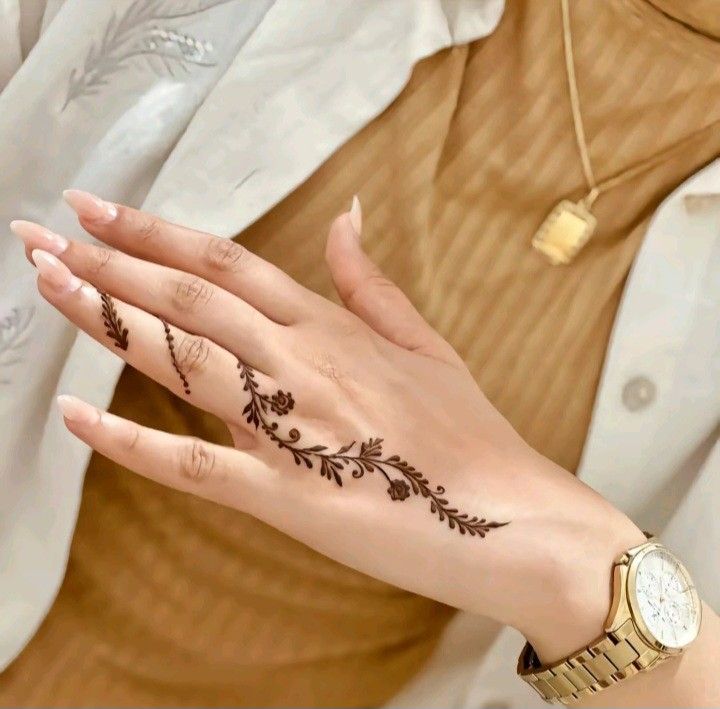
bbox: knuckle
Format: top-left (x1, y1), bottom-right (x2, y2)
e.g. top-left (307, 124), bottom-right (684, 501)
top-left (86, 246), bottom-right (114, 274)
top-left (121, 423), bottom-right (141, 451)
top-left (363, 273), bottom-right (396, 294)
top-left (175, 334), bottom-right (211, 375)
top-left (346, 274), bottom-right (395, 310)
top-left (171, 276), bottom-right (214, 312)
top-left (312, 351), bottom-right (343, 382)
top-left (334, 312), bottom-right (365, 340)
top-left (205, 238), bottom-right (247, 272)
top-left (310, 351), bottom-right (361, 398)
top-left (178, 438), bottom-right (215, 483)
top-left (135, 215), bottom-right (162, 242)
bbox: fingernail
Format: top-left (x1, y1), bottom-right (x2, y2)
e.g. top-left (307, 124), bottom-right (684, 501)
top-left (63, 189), bottom-right (118, 224)
top-left (10, 220), bottom-right (69, 256)
top-left (32, 249), bottom-right (82, 292)
top-left (349, 195), bottom-right (362, 238)
top-left (57, 395), bottom-right (100, 424)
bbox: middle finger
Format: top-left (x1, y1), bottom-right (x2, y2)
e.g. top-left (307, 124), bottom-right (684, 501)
top-left (12, 220), bottom-right (279, 374)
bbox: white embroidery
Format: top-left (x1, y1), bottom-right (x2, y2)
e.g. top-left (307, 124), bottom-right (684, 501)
top-left (0, 307), bottom-right (34, 385)
top-left (62, 0), bottom-right (235, 110)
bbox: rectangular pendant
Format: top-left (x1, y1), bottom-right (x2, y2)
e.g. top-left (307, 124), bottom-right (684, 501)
top-left (531, 200), bottom-right (597, 265)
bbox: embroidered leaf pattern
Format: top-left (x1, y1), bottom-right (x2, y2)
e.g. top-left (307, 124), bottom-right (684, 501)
top-left (62, 0), bottom-right (235, 109)
top-left (237, 361), bottom-right (508, 538)
top-left (0, 307), bottom-right (34, 384)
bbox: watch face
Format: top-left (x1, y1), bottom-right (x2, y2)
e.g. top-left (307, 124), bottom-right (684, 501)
top-left (632, 547), bottom-right (701, 650)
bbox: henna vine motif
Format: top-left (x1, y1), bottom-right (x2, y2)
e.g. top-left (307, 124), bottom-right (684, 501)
top-left (99, 291), bottom-right (129, 350)
top-left (238, 362), bottom-right (508, 538)
top-left (161, 319), bottom-right (191, 395)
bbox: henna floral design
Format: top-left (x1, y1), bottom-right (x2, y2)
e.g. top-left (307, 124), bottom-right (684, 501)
top-left (387, 479), bottom-right (411, 501)
top-left (269, 390), bottom-right (294, 415)
top-left (161, 319), bottom-right (191, 395)
top-left (238, 362), bottom-right (508, 538)
top-left (99, 291), bottom-right (129, 350)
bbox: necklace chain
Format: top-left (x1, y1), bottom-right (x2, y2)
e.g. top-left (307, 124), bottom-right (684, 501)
top-left (560, 0), bottom-right (720, 210)
top-left (533, 0), bottom-right (720, 264)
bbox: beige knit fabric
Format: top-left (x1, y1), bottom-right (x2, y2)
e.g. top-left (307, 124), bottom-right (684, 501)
top-left (2, 1), bottom-right (719, 706)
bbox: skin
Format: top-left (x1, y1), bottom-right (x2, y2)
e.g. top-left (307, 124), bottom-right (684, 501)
top-left (10, 190), bottom-right (720, 707)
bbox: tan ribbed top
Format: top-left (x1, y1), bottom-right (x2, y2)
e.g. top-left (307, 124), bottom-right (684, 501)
top-left (3, 1), bottom-right (719, 706)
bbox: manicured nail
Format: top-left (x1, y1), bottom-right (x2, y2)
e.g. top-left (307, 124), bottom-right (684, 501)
top-left (10, 220), bottom-right (69, 256)
top-left (32, 249), bottom-right (82, 292)
top-left (63, 189), bottom-right (118, 223)
top-left (349, 195), bottom-right (362, 238)
top-left (57, 395), bottom-right (100, 424)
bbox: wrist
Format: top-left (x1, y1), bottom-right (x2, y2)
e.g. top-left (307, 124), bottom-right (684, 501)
top-left (478, 454), bottom-right (647, 662)
top-left (516, 506), bottom-right (646, 663)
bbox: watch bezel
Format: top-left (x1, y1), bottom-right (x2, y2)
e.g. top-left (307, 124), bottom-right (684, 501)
top-left (626, 542), bottom-right (702, 654)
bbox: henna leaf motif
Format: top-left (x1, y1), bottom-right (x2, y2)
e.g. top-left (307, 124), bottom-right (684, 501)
top-left (237, 361), bottom-right (508, 538)
top-left (100, 292), bottom-right (129, 350)
top-left (359, 437), bottom-right (383, 458)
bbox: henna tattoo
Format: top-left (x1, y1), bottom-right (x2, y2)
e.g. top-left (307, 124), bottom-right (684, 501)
top-left (161, 319), bottom-right (191, 395)
top-left (99, 291), bottom-right (129, 350)
top-left (238, 362), bottom-right (508, 538)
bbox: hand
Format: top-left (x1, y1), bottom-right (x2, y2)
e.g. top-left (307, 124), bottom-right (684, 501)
top-left (13, 192), bottom-right (645, 661)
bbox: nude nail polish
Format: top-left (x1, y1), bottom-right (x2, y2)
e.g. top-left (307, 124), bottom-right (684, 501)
top-left (349, 195), bottom-right (362, 237)
top-left (32, 249), bottom-right (82, 292)
top-left (63, 189), bottom-right (118, 223)
top-left (10, 220), bottom-right (68, 255)
top-left (57, 395), bottom-right (99, 424)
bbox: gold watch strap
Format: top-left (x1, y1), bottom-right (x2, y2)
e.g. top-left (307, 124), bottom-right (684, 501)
top-left (518, 618), bottom-right (665, 704)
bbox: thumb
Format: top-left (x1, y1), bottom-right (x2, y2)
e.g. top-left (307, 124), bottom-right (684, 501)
top-left (325, 197), bottom-right (453, 361)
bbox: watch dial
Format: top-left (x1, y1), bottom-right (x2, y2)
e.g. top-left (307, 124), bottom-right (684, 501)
top-left (634, 548), bottom-right (701, 649)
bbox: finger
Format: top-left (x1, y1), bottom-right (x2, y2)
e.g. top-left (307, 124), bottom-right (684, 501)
top-left (56, 395), bottom-right (272, 508)
top-left (325, 199), bottom-right (454, 360)
top-left (12, 219), bottom-right (279, 371)
top-left (34, 249), bottom-right (268, 425)
top-left (62, 189), bottom-right (317, 325)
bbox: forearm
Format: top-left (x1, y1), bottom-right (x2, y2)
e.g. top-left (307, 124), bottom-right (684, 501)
top-left (576, 604), bottom-right (720, 708)
top-left (502, 456), bottom-right (719, 708)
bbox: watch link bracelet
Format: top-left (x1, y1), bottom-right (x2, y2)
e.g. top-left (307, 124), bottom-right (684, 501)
top-left (517, 539), bottom-right (702, 704)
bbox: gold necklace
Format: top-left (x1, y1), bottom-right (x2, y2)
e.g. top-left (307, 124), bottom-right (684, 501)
top-left (532, 0), bottom-right (696, 265)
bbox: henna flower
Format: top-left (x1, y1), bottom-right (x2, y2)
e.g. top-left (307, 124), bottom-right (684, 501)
top-left (269, 390), bottom-right (295, 416)
top-left (237, 361), bottom-right (508, 538)
top-left (387, 479), bottom-right (411, 501)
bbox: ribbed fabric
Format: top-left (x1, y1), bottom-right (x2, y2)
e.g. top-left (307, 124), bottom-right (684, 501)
top-left (2, 1), bottom-right (719, 706)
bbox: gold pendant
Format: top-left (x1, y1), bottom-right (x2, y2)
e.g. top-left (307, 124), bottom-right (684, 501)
top-left (531, 199), bottom-right (597, 265)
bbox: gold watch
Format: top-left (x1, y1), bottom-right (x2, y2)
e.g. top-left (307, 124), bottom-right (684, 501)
top-left (517, 539), bottom-right (702, 704)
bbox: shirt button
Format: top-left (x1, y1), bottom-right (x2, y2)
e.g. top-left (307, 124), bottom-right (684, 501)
top-left (622, 376), bottom-right (656, 411)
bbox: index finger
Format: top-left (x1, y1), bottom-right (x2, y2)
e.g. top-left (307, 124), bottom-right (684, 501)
top-left (63, 189), bottom-right (318, 325)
